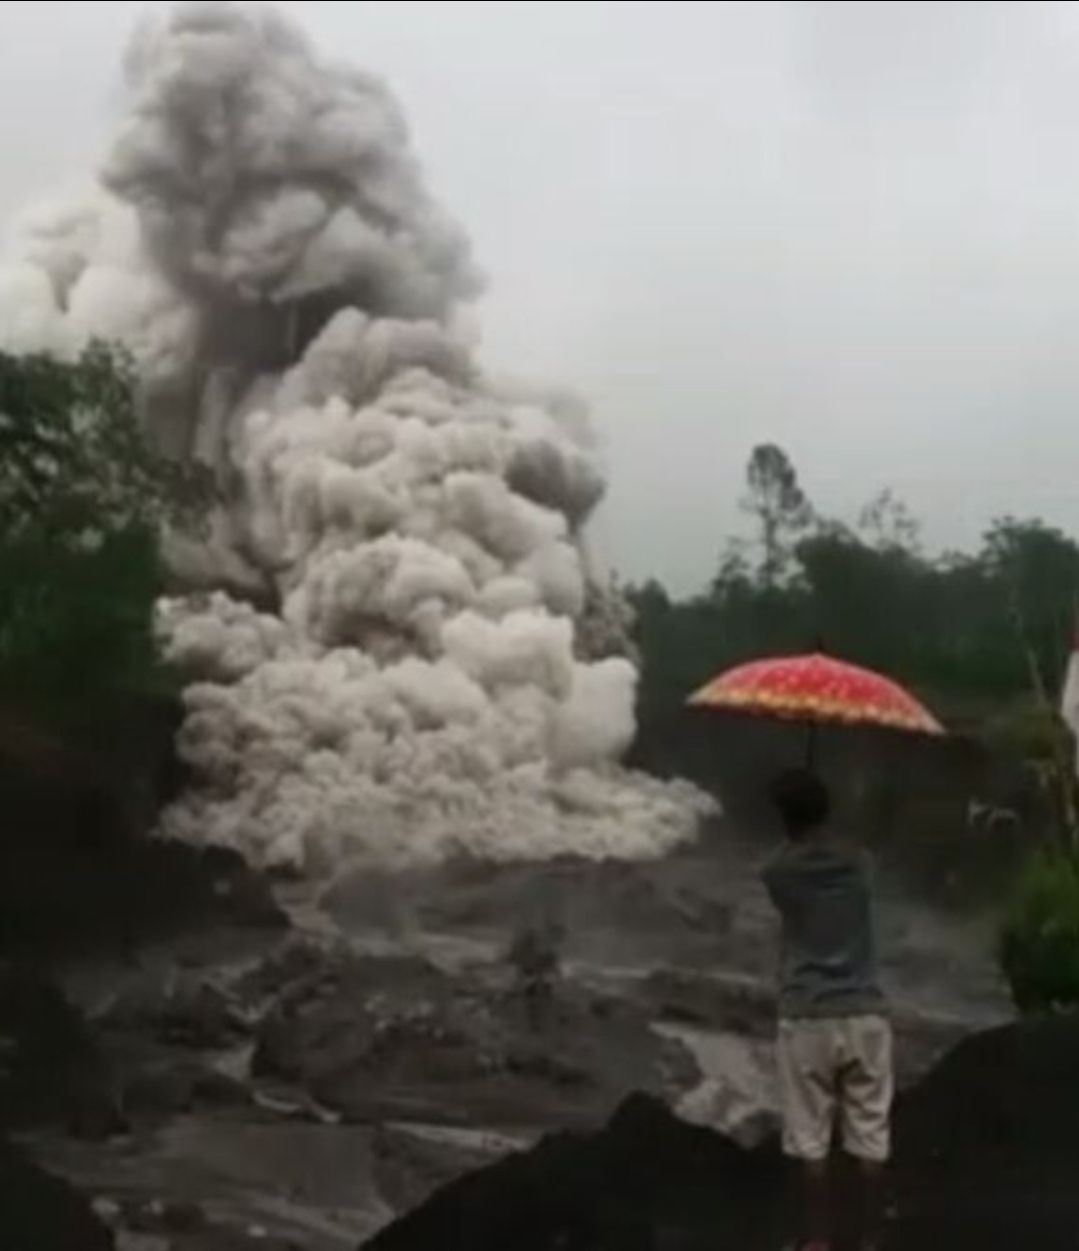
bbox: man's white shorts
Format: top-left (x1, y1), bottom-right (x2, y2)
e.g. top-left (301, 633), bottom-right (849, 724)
top-left (776, 1014), bottom-right (893, 1163)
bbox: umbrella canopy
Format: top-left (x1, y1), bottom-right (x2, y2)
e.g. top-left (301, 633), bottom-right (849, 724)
top-left (687, 652), bottom-right (943, 736)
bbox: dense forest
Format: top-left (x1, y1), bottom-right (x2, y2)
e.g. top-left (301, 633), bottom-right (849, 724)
top-left (628, 443), bottom-right (1079, 740)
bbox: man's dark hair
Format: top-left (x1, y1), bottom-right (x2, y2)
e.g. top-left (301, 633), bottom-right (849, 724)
top-left (769, 767), bottom-right (830, 836)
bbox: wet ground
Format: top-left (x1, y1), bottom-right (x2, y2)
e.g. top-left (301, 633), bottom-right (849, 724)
top-left (9, 816), bottom-right (1015, 1251)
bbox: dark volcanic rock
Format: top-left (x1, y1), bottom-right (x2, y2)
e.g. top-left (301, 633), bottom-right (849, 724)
top-left (0, 961), bottom-right (125, 1136)
top-left (254, 952), bottom-right (698, 1129)
top-left (1, 955), bottom-right (261, 1138)
top-left (642, 967), bottom-right (773, 1034)
top-left (253, 953), bottom-right (451, 1087)
top-left (890, 1011), bottom-right (1079, 1249)
top-left (234, 938), bottom-right (331, 1007)
top-left (100, 971), bottom-right (249, 1049)
top-left (0, 961), bottom-right (95, 1120)
top-left (370, 1125), bottom-right (516, 1218)
top-left (0, 1137), bottom-right (113, 1250)
top-left (365, 1014), bottom-right (1079, 1251)
top-left (362, 1093), bottom-right (789, 1251)
top-left (120, 1053), bottom-right (250, 1119)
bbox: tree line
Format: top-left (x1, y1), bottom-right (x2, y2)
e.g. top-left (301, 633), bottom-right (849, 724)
top-left (628, 443), bottom-right (1079, 731)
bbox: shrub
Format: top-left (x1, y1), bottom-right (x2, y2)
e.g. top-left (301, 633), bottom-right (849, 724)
top-left (1000, 847), bottom-right (1079, 1012)
top-left (0, 522), bottom-right (168, 712)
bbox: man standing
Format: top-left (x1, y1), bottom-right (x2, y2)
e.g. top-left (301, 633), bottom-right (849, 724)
top-left (763, 768), bottom-right (892, 1251)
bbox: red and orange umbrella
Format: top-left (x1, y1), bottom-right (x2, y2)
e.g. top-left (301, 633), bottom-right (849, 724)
top-left (687, 652), bottom-right (943, 761)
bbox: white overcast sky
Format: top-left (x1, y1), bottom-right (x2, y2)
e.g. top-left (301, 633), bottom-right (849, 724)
top-left (3, 0), bottom-right (1079, 593)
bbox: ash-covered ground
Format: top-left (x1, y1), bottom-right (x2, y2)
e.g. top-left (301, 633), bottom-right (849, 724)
top-left (3, 806), bottom-right (1015, 1251)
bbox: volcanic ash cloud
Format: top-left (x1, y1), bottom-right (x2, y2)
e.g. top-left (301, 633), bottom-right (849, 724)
top-left (0, 2), bottom-right (712, 870)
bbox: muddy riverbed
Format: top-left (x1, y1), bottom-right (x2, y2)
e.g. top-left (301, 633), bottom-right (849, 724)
top-left (2, 814), bottom-right (1014, 1251)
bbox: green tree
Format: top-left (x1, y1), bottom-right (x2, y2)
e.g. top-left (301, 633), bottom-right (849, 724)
top-left (981, 516), bottom-right (1079, 695)
top-left (1000, 848), bottom-right (1079, 1012)
top-left (742, 443), bottom-right (813, 586)
top-left (858, 488), bottom-right (921, 553)
top-left (0, 341), bottom-right (206, 541)
top-left (796, 522), bottom-right (920, 668)
top-left (0, 343), bottom-right (210, 712)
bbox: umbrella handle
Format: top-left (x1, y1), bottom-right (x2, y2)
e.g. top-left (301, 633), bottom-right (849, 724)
top-left (806, 722), bottom-right (818, 771)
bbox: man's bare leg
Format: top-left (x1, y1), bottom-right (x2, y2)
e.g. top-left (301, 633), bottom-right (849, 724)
top-left (798, 1157), bottom-right (831, 1248)
top-left (854, 1158), bottom-right (884, 1250)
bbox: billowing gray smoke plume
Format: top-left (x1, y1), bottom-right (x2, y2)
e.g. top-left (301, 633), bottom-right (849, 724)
top-left (0, 2), bottom-right (710, 869)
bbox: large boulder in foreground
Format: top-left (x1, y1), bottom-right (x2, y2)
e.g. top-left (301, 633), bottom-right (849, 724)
top-left (362, 1094), bottom-right (789, 1251)
top-left (0, 1138), bottom-right (112, 1250)
top-left (362, 1013), bottom-right (1079, 1251)
top-left (891, 1011), bottom-right (1079, 1248)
